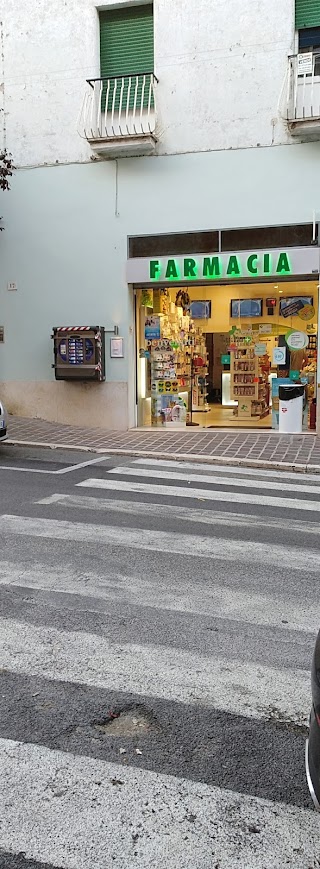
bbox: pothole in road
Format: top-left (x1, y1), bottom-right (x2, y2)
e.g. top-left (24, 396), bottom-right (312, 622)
top-left (265, 707), bottom-right (308, 737)
top-left (92, 705), bottom-right (159, 737)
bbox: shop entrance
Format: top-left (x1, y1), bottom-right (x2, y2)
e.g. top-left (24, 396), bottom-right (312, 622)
top-left (135, 280), bottom-right (318, 430)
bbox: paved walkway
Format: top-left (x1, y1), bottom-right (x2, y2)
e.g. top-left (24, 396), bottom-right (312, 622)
top-left (5, 415), bottom-right (320, 471)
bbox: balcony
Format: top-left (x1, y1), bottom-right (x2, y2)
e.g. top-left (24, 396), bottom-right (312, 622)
top-left (283, 53), bottom-right (320, 138)
top-left (79, 72), bottom-right (158, 158)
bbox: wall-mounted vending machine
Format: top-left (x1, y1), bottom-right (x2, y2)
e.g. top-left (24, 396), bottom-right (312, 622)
top-left (52, 326), bottom-right (105, 381)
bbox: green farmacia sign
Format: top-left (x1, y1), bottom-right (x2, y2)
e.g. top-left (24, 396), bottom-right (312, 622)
top-left (149, 252), bottom-right (292, 281)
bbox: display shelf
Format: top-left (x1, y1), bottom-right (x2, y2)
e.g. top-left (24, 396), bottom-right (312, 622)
top-left (230, 337), bottom-right (270, 419)
top-left (306, 334), bottom-right (317, 367)
top-left (190, 330), bottom-right (209, 412)
top-left (147, 307), bottom-right (192, 427)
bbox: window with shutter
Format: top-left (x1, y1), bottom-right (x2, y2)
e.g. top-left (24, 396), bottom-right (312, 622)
top-left (299, 26), bottom-right (320, 48)
top-left (296, 0), bottom-right (320, 29)
top-left (100, 4), bottom-right (153, 77)
top-left (100, 5), bottom-right (154, 110)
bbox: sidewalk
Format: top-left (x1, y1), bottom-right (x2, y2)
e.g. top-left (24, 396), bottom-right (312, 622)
top-left (5, 414), bottom-right (320, 472)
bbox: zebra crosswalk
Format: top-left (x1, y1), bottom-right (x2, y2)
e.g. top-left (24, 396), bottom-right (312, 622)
top-left (1, 456), bottom-right (320, 868)
top-left (76, 465), bottom-right (320, 511)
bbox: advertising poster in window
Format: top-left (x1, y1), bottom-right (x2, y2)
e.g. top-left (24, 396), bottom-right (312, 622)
top-left (145, 316), bottom-right (161, 340)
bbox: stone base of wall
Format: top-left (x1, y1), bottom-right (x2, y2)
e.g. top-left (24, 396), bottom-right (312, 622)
top-left (0, 380), bottom-right (129, 431)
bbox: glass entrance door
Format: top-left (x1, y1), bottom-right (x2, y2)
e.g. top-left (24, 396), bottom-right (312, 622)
top-left (136, 281), bottom-right (318, 431)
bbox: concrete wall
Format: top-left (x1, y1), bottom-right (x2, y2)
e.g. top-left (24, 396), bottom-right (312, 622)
top-left (1, 142), bottom-right (320, 428)
top-left (0, 160), bottom-right (133, 428)
top-left (3, 0), bottom-right (294, 168)
top-left (155, 0), bottom-right (294, 155)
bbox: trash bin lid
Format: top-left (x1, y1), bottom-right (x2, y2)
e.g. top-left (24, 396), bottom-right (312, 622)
top-left (279, 384), bottom-right (305, 401)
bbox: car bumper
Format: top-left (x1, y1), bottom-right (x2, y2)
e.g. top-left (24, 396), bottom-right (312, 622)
top-left (306, 740), bottom-right (320, 810)
top-left (0, 400), bottom-right (7, 439)
top-left (306, 706), bottom-right (320, 810)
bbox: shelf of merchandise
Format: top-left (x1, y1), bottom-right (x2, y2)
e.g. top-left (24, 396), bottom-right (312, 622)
top-left (302, 333), bottom-right (317, 412)
top-left (150, 354), bottom-right (191, 393)
top-left (190, 330), bottom-right (210, 412)
top-left (192, 366), bottom-right (209, 412)
top-left (306, 333), bottom-right (317, 367)
top-left (230, 336), bottom-right (270, 420)
top-left (148, 307), bottom-right (192, 426)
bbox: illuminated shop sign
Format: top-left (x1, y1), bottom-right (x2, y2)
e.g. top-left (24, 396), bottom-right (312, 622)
top-left (126, 247), bottom-right (320, 284)
top-left (149, 252), bottom-right (291, 281)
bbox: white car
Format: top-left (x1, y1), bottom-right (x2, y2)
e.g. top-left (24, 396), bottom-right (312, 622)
top-left (0, 399), bottom-right (8, 441)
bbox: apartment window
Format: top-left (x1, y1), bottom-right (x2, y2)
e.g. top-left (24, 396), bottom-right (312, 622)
top-left (99, 4), bottom-right (154, 108)
top-left (299, 27), bottom-right (320, 49)
top-left (295, 0), bottom-right (320, 80)
top-left (298, 26), bottom-right (320, 77)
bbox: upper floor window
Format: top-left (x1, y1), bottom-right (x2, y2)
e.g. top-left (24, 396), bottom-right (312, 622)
top-left (296, 0), bottom-right (320, 78)
top-left (99, 4), bottom-right (154, 79)
top-left (99, 4), bottom-right (154, 111)
top-left (296, 0), bottom-right (320, 30)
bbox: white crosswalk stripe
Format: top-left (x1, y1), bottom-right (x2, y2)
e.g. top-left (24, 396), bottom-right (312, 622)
top-left (37, 491), bottom-right (320, 534)
top-left (0, 616), bottom-right (310, 723)
top-left (0, 556), bottom-right (317, 632)
top-left (2, 512), bottom-right (320, 571)
top-left (109, 463), bottom-right (320, 495)
top-left (77, 474), bottom-right (320, 511)
top-left (132, 457), bottom-right (320, 483)
top-left (1, 457), bottom-right (320, 867)
top-left (1, 738), bottom-right (320, 869)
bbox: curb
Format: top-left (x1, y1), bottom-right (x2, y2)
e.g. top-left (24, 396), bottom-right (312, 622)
top-left (5, 437), bottom-right (320, 474)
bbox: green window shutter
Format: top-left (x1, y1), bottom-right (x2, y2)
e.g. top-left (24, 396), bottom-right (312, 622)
top-left (296, 0), bottom-right (320, 29)
top-left (100, 5), bottom-right (154, 78)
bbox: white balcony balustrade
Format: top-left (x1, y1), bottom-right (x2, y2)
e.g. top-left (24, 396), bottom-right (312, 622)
top-left (79, 72), bottom-right (158, 157)
top-left (282, 53), bottom-right (320, 138)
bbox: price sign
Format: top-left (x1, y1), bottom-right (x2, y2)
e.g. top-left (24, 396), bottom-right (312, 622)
top-left (254, 342), bottom-right (267, 356)
top-left (272, 346), bottom-right (286, 365)
top-left (259, 324), bottom-right (272, 335)
top-left (285, 330), bottom-right (309, 350)
top-left (298, 304), bottom-right (315, 322)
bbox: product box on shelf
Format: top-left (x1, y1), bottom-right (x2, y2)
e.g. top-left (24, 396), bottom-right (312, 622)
top-left (151, 394), bottom-right (187, 427)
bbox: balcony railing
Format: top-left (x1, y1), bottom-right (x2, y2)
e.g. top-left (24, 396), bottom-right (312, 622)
top-left (79, 72), bottom-right (158, 157)
top-left (283, 53), bottom-right (320, 136)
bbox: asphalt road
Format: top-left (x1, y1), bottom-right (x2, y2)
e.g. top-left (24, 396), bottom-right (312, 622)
top-left (1, 443), bottom-right (320, 869)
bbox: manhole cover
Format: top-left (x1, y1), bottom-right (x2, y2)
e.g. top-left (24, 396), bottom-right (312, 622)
top-left (93, 706), bottom-right (157, 737)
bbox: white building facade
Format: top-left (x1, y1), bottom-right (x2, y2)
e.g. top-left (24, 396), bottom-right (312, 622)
top-left (1, 0), bottom-right (320, 429)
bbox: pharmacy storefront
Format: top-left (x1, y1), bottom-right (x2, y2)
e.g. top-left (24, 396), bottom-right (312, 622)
top-left (127, 246), bottom-right (320, 431)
